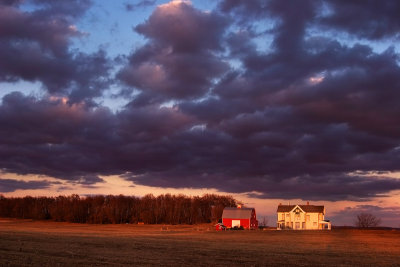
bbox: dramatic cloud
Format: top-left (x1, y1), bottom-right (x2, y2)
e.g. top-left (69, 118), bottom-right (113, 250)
top-left (118, 1), bottom-right (229, 104)
top-left (0, 92), bottom-right (116, 182)
top-left (0, 0), bottom-right (110, 101)
top-left (0, 178), bottom-right (52, 192)
top-left (1, 0), bottom-right (400, 202)
top-left (321, 0), bottom-right (400, 40)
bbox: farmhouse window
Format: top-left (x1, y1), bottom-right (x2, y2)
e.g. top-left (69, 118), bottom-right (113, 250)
top-left (313, 222), bottom-right (317, 227)
top-left (295, 222), bottom-right (300, 229)
top-left (306, 215), bottom-right (310, 221)
top-left (281, 214), bottom-right (285, 220)
top-left (302, 222), bottom-right (305, 229)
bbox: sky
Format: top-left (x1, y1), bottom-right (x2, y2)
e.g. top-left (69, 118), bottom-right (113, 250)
top-left (0, 0), bottom-right (400, 227)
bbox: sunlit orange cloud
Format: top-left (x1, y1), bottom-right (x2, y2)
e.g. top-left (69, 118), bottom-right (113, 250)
top-left (2, 172), bottom-right (399, 227)
top-left (309, 76), bottom-right (324, 84)
top-left (160, 0), bottom-right (192, 8)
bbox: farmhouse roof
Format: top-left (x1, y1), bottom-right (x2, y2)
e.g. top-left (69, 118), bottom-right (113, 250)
top-left (222, 207), bottom-right (253, 219)
top-left (277, 205), bottom-right (324, 213)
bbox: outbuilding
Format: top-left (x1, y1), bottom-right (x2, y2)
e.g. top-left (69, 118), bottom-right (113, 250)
top-left (222, 206), bottom-right (258, 229)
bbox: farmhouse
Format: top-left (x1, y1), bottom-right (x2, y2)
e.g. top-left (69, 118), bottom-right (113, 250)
top-left (222, 206), bottom-right (258, 229)
top-left (276, 203), bottom-right (331, 230)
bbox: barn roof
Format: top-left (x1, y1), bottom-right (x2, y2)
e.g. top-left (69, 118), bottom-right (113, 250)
top-left (277, 205), bottom-right (324, 213)
top-left (222, 207), bottom-right (253, 219)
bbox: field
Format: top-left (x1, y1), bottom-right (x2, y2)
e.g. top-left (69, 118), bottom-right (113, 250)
top-left (1, 219), bottom-right (400, 266)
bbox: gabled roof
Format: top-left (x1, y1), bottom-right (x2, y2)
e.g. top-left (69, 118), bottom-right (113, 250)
top-left (300, 205), bottom-right (324, 213)
top-left (222, 207), bottom-right (253, 219)
top-left (277, 205), bottom-right (324, 213)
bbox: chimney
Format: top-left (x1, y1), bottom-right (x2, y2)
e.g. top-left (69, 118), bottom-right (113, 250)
top-left (307, 201), bottom-right (309, 205)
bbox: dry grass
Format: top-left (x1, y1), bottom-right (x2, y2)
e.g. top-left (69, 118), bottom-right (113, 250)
top-left (1, 219), bottom-right (400, 266)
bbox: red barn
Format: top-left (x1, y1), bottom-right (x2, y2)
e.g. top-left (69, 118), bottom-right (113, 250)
top-left (222, 206), bottom-right (258, 229)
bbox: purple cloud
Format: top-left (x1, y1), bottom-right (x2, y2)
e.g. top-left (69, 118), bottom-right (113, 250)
top-left (322, 0), bottom-right (400, 40)
top-left (1, 0), bottom-right (400, 201)
top-left (0, 0), bottom-right (111, 102)
top-left (118, 1), bottom-right (229, 103)
top-left (0, 178), bottom-right (52, 192)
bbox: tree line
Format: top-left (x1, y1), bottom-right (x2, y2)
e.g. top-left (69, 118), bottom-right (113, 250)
top-left (0, 194), bottom-right (237, 224)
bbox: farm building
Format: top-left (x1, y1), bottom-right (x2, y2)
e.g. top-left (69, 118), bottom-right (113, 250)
top-left (276, 203), bottom-right (331, 230)
top-left (222, 206), bottom-right (258, 229)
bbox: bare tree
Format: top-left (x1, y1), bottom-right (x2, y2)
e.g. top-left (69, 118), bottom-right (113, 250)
top-left (355, 213), bottom-right (381, 228)
top-left (261, 216), bottom-right (268, 227)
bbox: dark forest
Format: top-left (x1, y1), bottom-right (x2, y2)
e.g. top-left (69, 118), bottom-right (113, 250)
top-left (0, 194), bottom-right (237, 224)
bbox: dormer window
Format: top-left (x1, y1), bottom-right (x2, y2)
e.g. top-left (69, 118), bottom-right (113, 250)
top-left (295, 208), bottom-right (300, 214)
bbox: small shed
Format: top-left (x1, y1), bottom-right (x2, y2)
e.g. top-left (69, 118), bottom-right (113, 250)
top-left (222, 206), bottom-right (258, 229)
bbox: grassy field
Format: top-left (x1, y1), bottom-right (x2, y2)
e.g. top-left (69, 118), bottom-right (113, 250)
top-left (1, 219), bottom-right (400, 266)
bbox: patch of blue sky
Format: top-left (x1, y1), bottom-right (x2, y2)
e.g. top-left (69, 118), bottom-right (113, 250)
top-left (357, 39), bottom-right (399, 54)
top-left (18, 1), bottom-right (40, 12)
top-left (94, 84), bottom-right (138, 113)
top-left (191, 0), bottom-right (218, 11)
top-left (159, 100), bottom-right (177, 108)
top-left (0, 80), bottom-right (44, 102)
top-left (226, 58), bottom-right (243, 71)
top-left (306, 26), bottom-right (400, 55)
top-left (72, 1), bottom-right (152, 58)
top-left (253, 33), bottom-right (274, 54)
top-left (251, 18), bottom-right (276, 53)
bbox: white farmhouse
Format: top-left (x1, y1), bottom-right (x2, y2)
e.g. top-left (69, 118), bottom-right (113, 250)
top-left (276, 203), bottom-right (331, 230)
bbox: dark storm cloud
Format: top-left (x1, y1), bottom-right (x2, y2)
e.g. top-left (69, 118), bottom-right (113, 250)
top-left (0, 0), bottom-right (22, 6)
top-left (0, 178), bottom-right (51, 192)
top-left (118, 1), bottom-right (229, 103)
top-left (0, 0), bottom-right (110, 102)
top-left (2, 0), bottom-right (400, 201)
top-left (0, 92), bottom-right (197, 183)
top-left (249, 175), bottom-right (400, 201)
top-left (0, 92), bottom-right (117, 183)
top-left (322, 0), bottom-right (400, 40)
